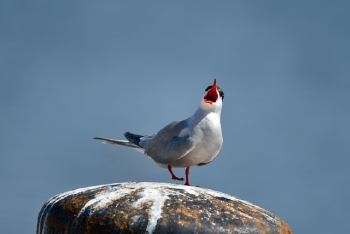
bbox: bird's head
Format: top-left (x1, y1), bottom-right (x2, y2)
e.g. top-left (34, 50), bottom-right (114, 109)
top-left (200, 79), bottom-right (224, 113)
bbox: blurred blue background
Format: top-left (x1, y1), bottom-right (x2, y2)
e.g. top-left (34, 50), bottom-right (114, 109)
top-left (1, 1), bottom-right (349, 233)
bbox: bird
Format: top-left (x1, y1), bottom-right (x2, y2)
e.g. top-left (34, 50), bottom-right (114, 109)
top-left (94, 79), bottom-right (224, 186)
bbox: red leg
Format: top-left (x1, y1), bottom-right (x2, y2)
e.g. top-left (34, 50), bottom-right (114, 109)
top-left (184, 167), bottom-right (190, 186)
top-left (167, 165), bottom-right (184, 181)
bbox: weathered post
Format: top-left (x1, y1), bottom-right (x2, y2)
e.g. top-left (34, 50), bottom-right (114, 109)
top-left (37, 182), bottom-right (292, 233)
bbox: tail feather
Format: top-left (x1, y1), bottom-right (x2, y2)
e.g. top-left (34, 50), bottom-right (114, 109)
top-left (124, 132), bottom-right (144, 147)
top-left (93, 137), bottom-right (143, 152)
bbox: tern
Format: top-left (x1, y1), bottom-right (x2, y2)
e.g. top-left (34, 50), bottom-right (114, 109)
top-left (94, 79), bottom-right (224, 185)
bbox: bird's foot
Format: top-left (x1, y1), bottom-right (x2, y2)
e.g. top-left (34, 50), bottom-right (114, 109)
top-left (171, 175), bottom-right (184, 181)
top-left (168, 164), bottom-right (184, 181)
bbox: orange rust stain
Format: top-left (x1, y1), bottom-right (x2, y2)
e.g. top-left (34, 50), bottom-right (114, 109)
top-left (279, 220), bottom-right (293, 234)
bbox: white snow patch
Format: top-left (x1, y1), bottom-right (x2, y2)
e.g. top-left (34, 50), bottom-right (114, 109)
top-left (133, 187), bottom-right (169, 234)
top-left (76, 186), bottom-right (136, 217)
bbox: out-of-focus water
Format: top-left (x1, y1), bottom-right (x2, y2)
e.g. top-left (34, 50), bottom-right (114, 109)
top-left (1, 1), bottom-right (349, 233)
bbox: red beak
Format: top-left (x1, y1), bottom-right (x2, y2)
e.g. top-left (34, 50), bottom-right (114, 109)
top-left (204, 79), bottom-right (218, 104)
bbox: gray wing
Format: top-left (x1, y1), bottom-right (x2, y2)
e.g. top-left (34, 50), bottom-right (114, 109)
top-left (142, 120), bottom-right (195, 164)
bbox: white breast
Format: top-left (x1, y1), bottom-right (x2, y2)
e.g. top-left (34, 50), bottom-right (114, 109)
top-left (172, 112), bottom-right (223, 167)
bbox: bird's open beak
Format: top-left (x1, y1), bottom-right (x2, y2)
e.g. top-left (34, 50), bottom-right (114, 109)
top-left (204, 79), bottom-right (219, 104)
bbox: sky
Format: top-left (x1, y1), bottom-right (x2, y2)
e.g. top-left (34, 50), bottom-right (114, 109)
top-left (1, 1), bottom-right (349, 233)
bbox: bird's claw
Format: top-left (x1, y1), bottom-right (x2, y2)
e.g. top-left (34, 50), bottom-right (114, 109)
top-left (171, 176), bottom-right (184, 181)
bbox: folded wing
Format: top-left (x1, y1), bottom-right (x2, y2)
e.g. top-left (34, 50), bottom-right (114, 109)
top-left (142, 120), bottom-right (195, 164)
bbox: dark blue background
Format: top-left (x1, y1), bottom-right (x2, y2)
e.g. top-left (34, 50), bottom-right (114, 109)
top-left (1, 1), bottom-right (349, 233)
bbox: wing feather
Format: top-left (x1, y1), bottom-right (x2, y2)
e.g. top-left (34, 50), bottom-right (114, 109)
top-left (142, 120), bottom-right (195, 164)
